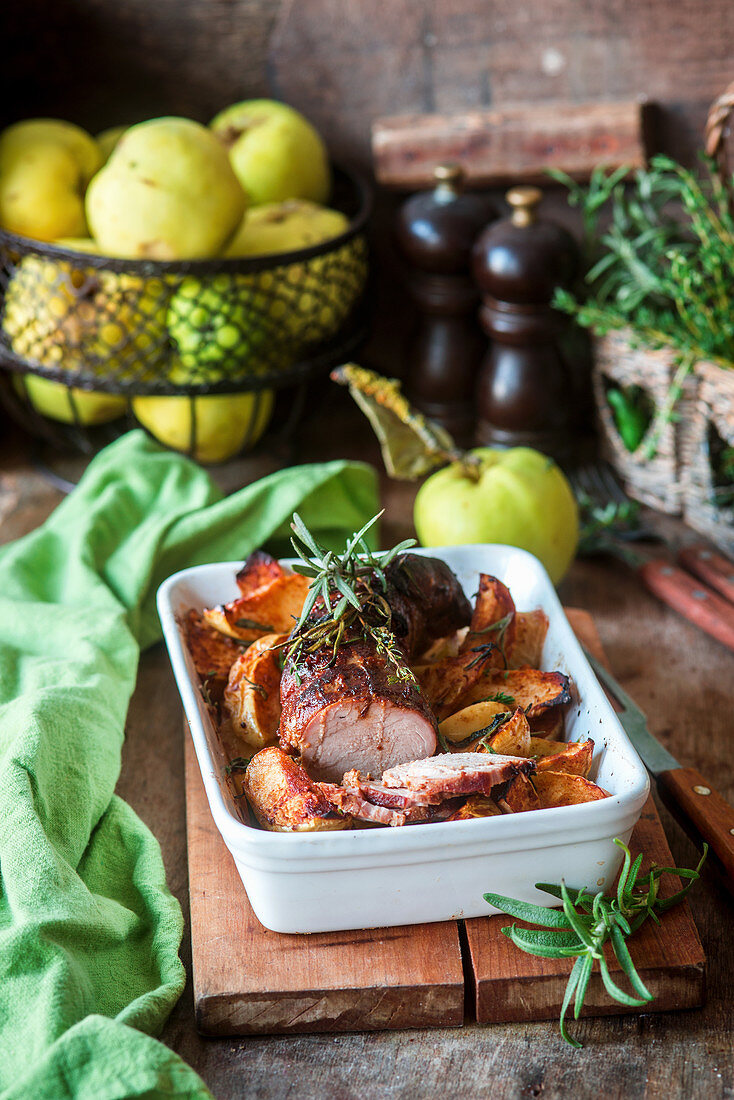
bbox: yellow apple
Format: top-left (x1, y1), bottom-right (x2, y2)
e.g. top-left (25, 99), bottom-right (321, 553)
top-left (210, 99), bottom-right (329, 206)
top-left (13, 373), bottom-right (126, 425)
top-left (86, 117), bottom-right (246, 259)
top-left (0, 119), bottom-right (102, 241)
top-left (3, 248), bottom-right (170, 379)
top-left (132, 382), bottom-right (274, 463)
top-left (224, 199), bottom-right (347, 257)
top-left (222, 199), bottom-right (366, 350)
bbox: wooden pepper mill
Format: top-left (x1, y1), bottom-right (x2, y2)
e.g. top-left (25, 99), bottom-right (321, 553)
top-left (472, 185), bottom-right (579, 459)
top-left (394, 164), bottom-right (496, 443)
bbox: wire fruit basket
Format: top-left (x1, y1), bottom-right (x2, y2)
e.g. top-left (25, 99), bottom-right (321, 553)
top-left (0, 166), bottom-right (371, 459)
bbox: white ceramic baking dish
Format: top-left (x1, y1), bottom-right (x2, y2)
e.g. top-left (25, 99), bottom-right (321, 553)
top-left (158, 543), bottom-right (650, 934)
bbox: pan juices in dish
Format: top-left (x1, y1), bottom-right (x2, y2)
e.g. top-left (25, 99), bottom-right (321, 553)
top-left (181, 517), bottom-right (607, 833)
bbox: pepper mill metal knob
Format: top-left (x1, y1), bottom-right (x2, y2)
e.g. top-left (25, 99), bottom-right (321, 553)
top-left (506, 185), bottom-right (543, 227)
top-left (394, 164), bottom-right (496, 443)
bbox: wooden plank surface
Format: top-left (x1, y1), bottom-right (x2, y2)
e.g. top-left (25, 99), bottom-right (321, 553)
top-left (372, 100), bottom-right (646, 188)
top-left (184, 606), bottom-right (705, 1037)
top-left (463, 606), bottom-right (704, 1027)
top-left (184, 734), bottom-right (465, 1035)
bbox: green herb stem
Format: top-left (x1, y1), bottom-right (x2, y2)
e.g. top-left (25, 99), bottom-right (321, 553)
top-left (484, 838), bottom-right (707, 1047)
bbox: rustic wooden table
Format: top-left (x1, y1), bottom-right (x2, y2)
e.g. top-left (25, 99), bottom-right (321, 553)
top-left (1, 392), bottom-right (732, 1100)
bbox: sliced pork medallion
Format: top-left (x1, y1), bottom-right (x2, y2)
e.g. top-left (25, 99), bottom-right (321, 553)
top-left (341, 769), bottom-right (434, 811)
top-left (320, 781), bottom-right (465, 826)
top-left (319, 783), bottom-right (432, 827)
top-left (381, 752), bottom-right (536, 801)
top-left (244, 746), bottom-right (349, 831)
top-left (280, 639), bottom-right (437, 781)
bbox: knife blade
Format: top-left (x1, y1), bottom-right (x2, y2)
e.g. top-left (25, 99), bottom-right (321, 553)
top-left (584, 647), bottom-right (734, 895)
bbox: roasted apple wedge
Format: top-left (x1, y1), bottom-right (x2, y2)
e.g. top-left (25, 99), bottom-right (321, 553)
top-left (532, 770), bottom-right (608, 808)
top-left (531, 736), bottom-right (595, 777)
top-left (244, 746), bottom-right (349, 832)
top-left (224, 632), bottom-right (287, 751)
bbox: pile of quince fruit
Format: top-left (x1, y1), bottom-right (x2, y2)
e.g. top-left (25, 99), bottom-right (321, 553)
top-left (0, 101), bottom-right (365, 462)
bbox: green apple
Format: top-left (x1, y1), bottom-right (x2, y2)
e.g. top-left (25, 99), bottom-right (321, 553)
top-left (166, 273), bottom-right (280, 381)
top-left (0, 119), bottom-right (102, 241)
top-left (132, 382), bottom-right (274, 463)
top-left (210, 99), bottom-right (330, 206)
top-left (86, 117), bottom-right (246, 259)
top-left (413, 447), bottom-right (579, 584)
top-left (96, 125), bottom-right (128, 163)
top-left (13, 373), bottom-right (126, 425)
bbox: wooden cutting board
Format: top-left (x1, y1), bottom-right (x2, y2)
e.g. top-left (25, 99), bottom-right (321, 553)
top-left (184, 609), bottom-right (705, 1036)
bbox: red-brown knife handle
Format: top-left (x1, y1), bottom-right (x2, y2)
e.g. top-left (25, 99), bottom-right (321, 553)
top-left (678, 544), bottom-right (734, 606)
top-left (639, 559), bottom-right (734, 652)
top-left (657, 766), bottom-right (734, 892)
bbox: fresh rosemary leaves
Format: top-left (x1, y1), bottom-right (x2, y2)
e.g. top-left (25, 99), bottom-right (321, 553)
top-left (485, 838), bottom-right (707, 1048)
top-left (283, 510), bottom-right (418, 684)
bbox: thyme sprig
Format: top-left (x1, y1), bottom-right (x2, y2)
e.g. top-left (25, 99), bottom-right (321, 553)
top-left (283, 511), bottom-right (418, 685)
top-left (485, 838), bottom-right (707, 1048)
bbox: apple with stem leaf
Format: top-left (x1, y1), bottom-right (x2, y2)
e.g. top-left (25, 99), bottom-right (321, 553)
top-left (331, 365), bottom-right (579, 584)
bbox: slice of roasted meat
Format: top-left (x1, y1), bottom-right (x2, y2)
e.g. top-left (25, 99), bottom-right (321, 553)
top-left (244, 746), bottom-right (349, 831)
top-left (319, 778), bottom-right (464, 827)
top-left (381, 752), bottom-right (535, 801)
top-left (319, 784), bottom-right (432, 826)
top-left (278, 553), bottom-right (471, 782)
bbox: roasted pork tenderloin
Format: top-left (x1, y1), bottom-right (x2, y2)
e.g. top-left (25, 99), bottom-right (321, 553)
top-left (278, 553), bottom-right (471, 782)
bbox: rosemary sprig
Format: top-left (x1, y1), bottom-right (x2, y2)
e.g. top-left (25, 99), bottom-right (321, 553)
top-left (487, 691), bottom-right (516, 706)
top-left (485, 838), bottom-right (708, 1047)
top-left (437, 711), bottom-right (510, 754)
top-left (283, 511), bottom-right (418, 685)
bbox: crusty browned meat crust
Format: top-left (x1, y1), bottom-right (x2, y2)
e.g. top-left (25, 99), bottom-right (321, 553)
top-left (383, 553), bottom-right (472, 660)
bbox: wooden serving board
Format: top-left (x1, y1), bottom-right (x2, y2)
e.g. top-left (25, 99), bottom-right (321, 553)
top-left (184, 609), bottom-right (705, 1036)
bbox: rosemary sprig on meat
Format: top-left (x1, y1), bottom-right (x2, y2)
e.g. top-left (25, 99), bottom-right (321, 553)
top-left (485, 839), bottom-right (707, 1047)
top-left (283, 511), bottom-right (418, 684)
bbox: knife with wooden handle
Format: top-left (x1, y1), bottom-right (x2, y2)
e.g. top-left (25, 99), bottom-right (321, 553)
top-left (585, 649), bottom-right (734, 894)
top-left (677, 544), bottom-right (734, 606)
top-left (637, 558), bottom-right (734, 653)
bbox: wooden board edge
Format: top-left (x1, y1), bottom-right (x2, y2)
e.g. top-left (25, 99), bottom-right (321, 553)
top-left (475, 963), bottom-right (706, 1024)
top-left (196, 982), bottom-right (465, 1036)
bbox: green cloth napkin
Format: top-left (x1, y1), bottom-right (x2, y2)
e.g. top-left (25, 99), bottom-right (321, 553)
top-left (0, 430), bottom-right (379, 1100)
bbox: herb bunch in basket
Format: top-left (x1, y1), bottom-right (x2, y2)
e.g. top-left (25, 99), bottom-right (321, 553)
top-left (551, 156), bottom-right (734, 460)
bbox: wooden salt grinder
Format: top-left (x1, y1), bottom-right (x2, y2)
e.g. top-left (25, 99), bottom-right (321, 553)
top-left (472, 186), bottom-right (579, 459)
top-left (394, 164), bottom-right (496, 443)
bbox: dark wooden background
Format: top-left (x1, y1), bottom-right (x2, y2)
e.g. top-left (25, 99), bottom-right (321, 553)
top-left (3, 0), bottom-right (733, 172)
